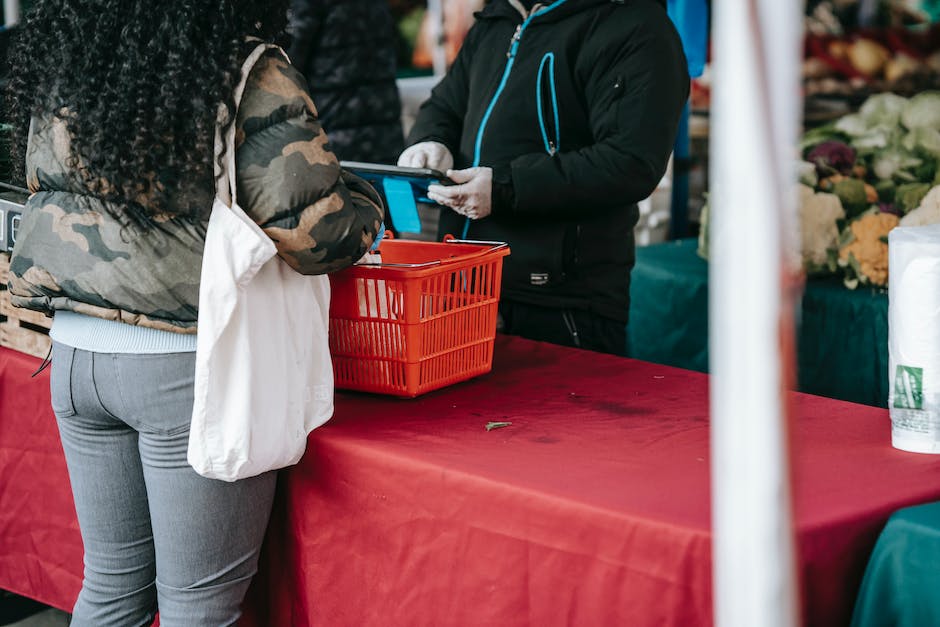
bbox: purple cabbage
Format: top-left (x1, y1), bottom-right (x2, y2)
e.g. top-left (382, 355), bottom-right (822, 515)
top-left (806, 140), bottom-right (857, 176)
top-left (878, 202), bottom-right (902, 216)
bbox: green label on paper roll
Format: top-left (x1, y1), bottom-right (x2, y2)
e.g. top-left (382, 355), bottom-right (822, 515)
top-left (894, 365), bottom-right (924, 410)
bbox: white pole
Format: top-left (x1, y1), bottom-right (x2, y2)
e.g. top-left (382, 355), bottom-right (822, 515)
top-left (426, 0), bottom-right (447, 77)
top-left (3, 0), bottom-right (19, 27)
top-left (709, 0), bottom-right (803, 625)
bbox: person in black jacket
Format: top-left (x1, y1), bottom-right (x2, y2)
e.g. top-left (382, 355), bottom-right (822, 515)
top-left (400, 0), bottom-right (689, 356)
top-left (288, 0), bottom-right (404, 163)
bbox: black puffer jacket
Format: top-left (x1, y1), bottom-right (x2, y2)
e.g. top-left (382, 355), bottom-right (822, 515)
top-left (408, 0), bottom-right (688, 322)
top-left (288, 0), bottom-right (404, 164)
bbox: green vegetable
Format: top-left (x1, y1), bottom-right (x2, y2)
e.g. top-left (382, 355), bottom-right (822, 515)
top-left (913, 153), bottom-right (938, 184)
top-left (840, 252), bottom-right (862, 290)
top-left (832, 178), bottom-right (870, 218)
top-left (852, 128), bottom-right (898, 154)
top-left (900, 186), bottom-right (940, 226)
top-left (838, 223), bottom-right (857, 248)
top-left (896, 183), bottom-right (932, 213)
top-left (901, 91), bottom-right (940, 131)
top-left (902, 127), bottom-right (940, 157)
top-left (875, 179), bottom-right (896, 203)
top-left (859, 93), bottom-right (909, 128)
top-left (872, 148), bottom-right (922, 181)
top-left (832, 96), bottom-right (906, 154)
top-left (800, 123), bottom-right (851, 154)
top-left (835, 113), bottom-right (870, 137)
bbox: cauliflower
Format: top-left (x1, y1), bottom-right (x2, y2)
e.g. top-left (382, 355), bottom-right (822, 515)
top-left (697, 199), bottom-right (710, 260)
top-left (798, 184), bottom-right (845, 272)
top-left (838, 211), bottom-right (900, 288)
top-left (900, 186), bottom-right (940, 227)
top-left (798, 160), bottom-right (819, 188)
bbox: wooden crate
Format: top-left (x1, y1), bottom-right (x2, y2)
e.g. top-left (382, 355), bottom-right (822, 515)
top-left (0, 253), bottom-right (52, 359)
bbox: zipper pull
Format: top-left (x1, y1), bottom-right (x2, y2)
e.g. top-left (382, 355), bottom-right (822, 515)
top-left (507, 24), bottom-right (523, 58)
top-left (548, 140), bottom-right (557, 156)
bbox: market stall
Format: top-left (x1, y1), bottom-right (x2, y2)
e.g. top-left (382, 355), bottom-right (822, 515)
top-left (627, 238), bottom-right (890, 407)
top-left (634, 71), bottom-right (940, 409)
top-left (3, 2), bottom-right (940, 625)
top-left (4, 339), bottom-right (940, 626)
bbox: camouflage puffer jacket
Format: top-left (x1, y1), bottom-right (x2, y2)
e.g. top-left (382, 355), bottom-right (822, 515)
top-left (8, 49), bottom-right (384, 333)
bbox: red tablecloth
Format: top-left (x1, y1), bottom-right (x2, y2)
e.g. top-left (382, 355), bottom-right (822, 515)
top-left (2, 339), bottom-right (940, 626)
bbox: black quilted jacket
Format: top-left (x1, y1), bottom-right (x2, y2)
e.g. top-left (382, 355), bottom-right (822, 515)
top-left (407, 0), bottom-right (688, 321)
top-left (288, 0), bottom-right (405, 164)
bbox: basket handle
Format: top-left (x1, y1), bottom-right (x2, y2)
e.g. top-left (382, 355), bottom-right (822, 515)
top-left (437, 236), bottom-right (509, 263)
top-left (354, 227), bottom-right (443, 268)
top-left (355, 260), bottom-right (443, 268)
top-left (354, 236), bottom-right (508, 268)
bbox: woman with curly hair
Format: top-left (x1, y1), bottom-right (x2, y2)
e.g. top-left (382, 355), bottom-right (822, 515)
top-left (5, 1), bottom-right (384, 625)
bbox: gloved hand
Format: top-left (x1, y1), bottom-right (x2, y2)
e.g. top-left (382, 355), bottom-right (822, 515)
top-left (427, 167), bottom-right (493, 220)
top-left (397, 141), bottom-right (454, 172)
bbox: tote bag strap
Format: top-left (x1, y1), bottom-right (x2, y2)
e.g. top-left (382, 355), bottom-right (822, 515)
top-left (215, 40), bottom-right (290, 207)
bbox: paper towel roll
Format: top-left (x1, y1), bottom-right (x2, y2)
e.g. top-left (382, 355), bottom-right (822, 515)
top-left (889, 224), bottom-right (940, 453)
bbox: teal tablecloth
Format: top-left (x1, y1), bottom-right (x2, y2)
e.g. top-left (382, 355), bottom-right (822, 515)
top-left (851, 501), bottom-right (940, 627)
top-left (627, 239), bottom-right (889, 407)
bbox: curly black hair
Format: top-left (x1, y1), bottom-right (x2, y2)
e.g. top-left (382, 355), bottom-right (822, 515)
top-left (6, 0), bottom-right (290, 223)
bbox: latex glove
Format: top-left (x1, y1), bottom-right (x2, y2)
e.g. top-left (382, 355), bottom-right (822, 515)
top-left (397, 141), bottom-right (454, 172)
top-left (427, 167), bottom-right (493, 220)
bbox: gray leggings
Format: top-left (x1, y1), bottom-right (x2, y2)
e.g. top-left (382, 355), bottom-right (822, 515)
top-left (50, 342), bottom-right (277, 627)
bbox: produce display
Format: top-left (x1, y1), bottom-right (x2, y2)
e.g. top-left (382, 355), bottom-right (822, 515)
top-left (694, 30), bottom-right (940, 120)
top-left (697, 90), bottom-right (940, 290)
top-left (804, 0), bottom-right (940, 100)
top-left (804, 27), bottom-right (940, 100)
top-left (798, 91), bottom-right (940, 288)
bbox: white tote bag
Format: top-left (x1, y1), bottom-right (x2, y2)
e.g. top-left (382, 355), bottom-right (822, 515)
top-left (188, 43), bottom-right (334, 482)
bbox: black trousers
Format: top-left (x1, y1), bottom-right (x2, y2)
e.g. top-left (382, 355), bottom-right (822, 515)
top-left (497, 300), bottom-right (627, 357)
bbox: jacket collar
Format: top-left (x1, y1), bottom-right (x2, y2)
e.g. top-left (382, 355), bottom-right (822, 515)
top-left (477, 0), bottom-right (665, 23)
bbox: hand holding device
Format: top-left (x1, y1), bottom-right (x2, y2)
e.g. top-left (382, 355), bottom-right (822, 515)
top-left (427, 167), bottom-right (493, 221)
top-left (397, 141), bottom-right (454, 173)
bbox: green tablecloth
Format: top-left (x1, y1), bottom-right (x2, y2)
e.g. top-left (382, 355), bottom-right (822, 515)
top-left (851, 501), bottom-right (940, 627)
top-left (627, 238), bottom-right (889, 407)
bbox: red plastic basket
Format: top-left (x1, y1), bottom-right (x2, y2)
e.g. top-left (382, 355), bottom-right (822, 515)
top-left (328, 236), bottom-right (510, 397)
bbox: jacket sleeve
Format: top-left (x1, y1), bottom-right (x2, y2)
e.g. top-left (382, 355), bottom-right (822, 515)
top-left (235, 50), bottom-right (385, 275)
top-left (505, 8), bottom-right (689, 218)
top-left (404, 25), bottom-right (479, 152)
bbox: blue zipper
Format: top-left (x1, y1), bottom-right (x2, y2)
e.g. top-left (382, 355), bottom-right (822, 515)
top-left (462, 0), bottom-right (570, 238)
top-left (536, 52), bottom-right (560, 155)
